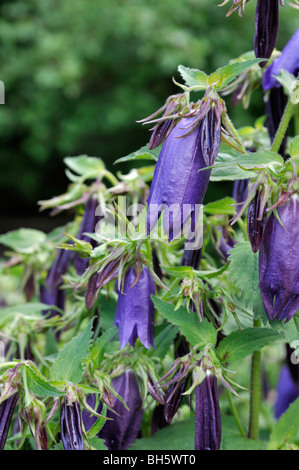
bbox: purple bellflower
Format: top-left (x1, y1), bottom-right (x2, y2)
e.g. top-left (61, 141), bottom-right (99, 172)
top-left (274, 365), bottom-right (299, 419)
top-left (60, 398), bottom-right (84, 451)
top-left (98, 371), bottom-right (143, 450)
top-left (259, 195), bottom-right (299, 322)
top-left (194, 373), bottom-right (222, 451)
top-left (0, 393), bottom-right (19, 450)
top-left (247, 191), bottom-right (268, 253)
top-left (114, 265), bottom-right (155, 349)
top-left (232, 178), bottom-right (249, 205)
top-left (263, 28), bottom-right (299, 90)
top-left (146, 111), bottom-right (220, 242)
top-left (254, 0), bottom-right (280, 67)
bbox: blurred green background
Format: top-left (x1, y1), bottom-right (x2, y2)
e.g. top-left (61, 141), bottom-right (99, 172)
top-left (0, 0), bottom-right (297, 233)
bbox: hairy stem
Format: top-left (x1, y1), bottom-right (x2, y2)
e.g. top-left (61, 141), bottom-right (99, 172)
top-left (271, 97), bottom-right (295, 154)
top-left (248, 318), bottom-right (262, 440)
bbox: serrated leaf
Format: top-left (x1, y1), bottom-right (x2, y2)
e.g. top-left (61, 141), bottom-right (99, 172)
top-left (50, 319), bottom-right (93, 383)
top-left (217, 327), bottom-right (283, 363)
top-left (25, 365), bottom-right (65, 398)
top-left (152, 296), bottom-right (217, 347)
top-left (0, 228), bottom-right (46, 254)
top-left (177, 65), bottom-right (208, 89)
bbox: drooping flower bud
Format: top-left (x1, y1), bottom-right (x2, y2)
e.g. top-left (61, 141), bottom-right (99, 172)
top-left (114, 265), bottom-right (155, 349)
top-left (259, 195), bottom-right (299, 322)
top-left (263, 28), bottom-right (299, 90)
top-left (194, 374), bottom-right (221, 451)
top-left (0, 393), bottom-right (19, 450)
top-left (254, 0), bottom-right (280, 67)
top-left (98, 371), bottom-right (143, 450)
top-left (164, 367), bottom-right (189, 424)
top-left (146, 112), bottom-right (220, 242)
top-left (46, 248), bottom-right (74, 290)
top-left (75, 196), bottom-right (101, 276)
top-left (274, 365), bottom-right (299, 419)
top-left (247, 191), bottom-right (268, 253)
top-left (232, 179), bottom-right (249, 205)
top-left (40, 283), bottom-right (65, 318)
top-left (60, 398), bottom-right (84, 450)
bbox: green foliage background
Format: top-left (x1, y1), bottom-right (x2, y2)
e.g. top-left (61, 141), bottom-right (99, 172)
top-left (0, 0), bottom-right (297, 216)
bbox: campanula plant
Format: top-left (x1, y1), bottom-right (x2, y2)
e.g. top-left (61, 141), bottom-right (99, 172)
top-left (0, 0), bottom-right (298, 453)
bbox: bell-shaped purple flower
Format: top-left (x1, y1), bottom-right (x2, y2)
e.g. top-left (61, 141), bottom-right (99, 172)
top-left (46, 248), bottom-right (74, 290)
top-left (195, 374), bottom-right (222, 451)
top-left (254, 0), bottom-right (279, 67)
top-left (98, 371), bottom-right (143, 450)
top-left (247, 191), bottom-right (268, 253)
top-left (146, 112), bottom-right (220, 242)
top-left (259, 195), bottom-right (299, 322)
top-left (0, 393), bottom-right (19, 450)
top-left (40, 283), bottom-right (65, 318)
top-left (274, 365), bottom-right (299, 419)
top-left (263, 28), bottom-right (299, 90)
top-left (60, 398), bottom-right (84, 450)
top-left (114, 266), bottom-right (155, 349)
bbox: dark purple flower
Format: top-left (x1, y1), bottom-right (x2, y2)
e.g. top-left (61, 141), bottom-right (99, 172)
top-left (40, 283), bottom-right (65, 317)
top-left (114, 266), bottom-right (155, 349)
top-left (217, 227), bottom-right (236, 261)
top-left (98, 371), bottom-right (143, 450)
top-left (259, 195), bottom-right (299, 322)
top-left (254, 0), bottom-right (279, 67)
top-left (232, 179), bottom-right (249, 205)
top-left (0, 393), bottom-right (19, 450)
top-left (46, 248), bottom-right (74, 290)
top-left (274, 365), bottom-right (299, 419)
top-left (194, 374), bottom-right (221, 451)
top-left (164, 367), bottom-right (189, 424)
top-left (82, 394), bottom-right (100, 432)
top-left (263, 28), bottom-right (299, 90)
top-left (247, 191), bottom-right (268, 253)
top-left (75, 196), bottom-right (102, 276)
top-left (146, 112), bottom-right (220, 242)
top-left (60, 398), bottom-right (84, 450)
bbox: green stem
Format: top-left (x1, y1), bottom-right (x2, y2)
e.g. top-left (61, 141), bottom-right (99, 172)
top-left (248, 318), bottom-right (262, 440)
top-left (226, 389), bottom-right (246, 438)
top-left (271, 97), bottom-right (295, 154)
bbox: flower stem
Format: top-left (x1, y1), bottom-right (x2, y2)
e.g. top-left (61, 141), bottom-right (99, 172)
top-left (226, 389), bottom-right (246, 438)
top-left (248, 318), bottom-right (262, 440)
top-left (271, 97), bottom-right (295, 154)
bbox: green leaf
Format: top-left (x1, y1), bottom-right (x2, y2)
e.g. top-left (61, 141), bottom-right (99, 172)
top-left (228, 241), bottom-right (266, 322)
top-left (177, 65), bottom-right (208, 89)
top-left (221, 416), bottom-right (267, 450)
top-left (0, 228), bottom-right (46, 254)
top-left (204, 197), bottom-right (236, 215)
top-left (64, 155), bottom-right (105, 182)
top-left (88, 437), bottom-right (107, 450)
top-left (114, 145), bottom-right (160, 165)
top-left (152, 296), bottom-right (217, 347)
top-left (89, 326), bottom-right (118, 367)
top-left (208, 58), bottom-right (262, 91)
top-left (210, 151), bottom-right (283, 182)
top-left (290, 136), bottom-right (299, 158)
top-left (268, 397), bottom-right (299, 449)
top-left (25, 364), bottom-right (65, 398)
top-left (147, 323), bottom-right (179, 359)
top-left (50, 319), bottom-right (93, 383)
top-left (217, 327), bottom-right (283, 363)
top-left (130, 418), bottom-right (195, 450)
